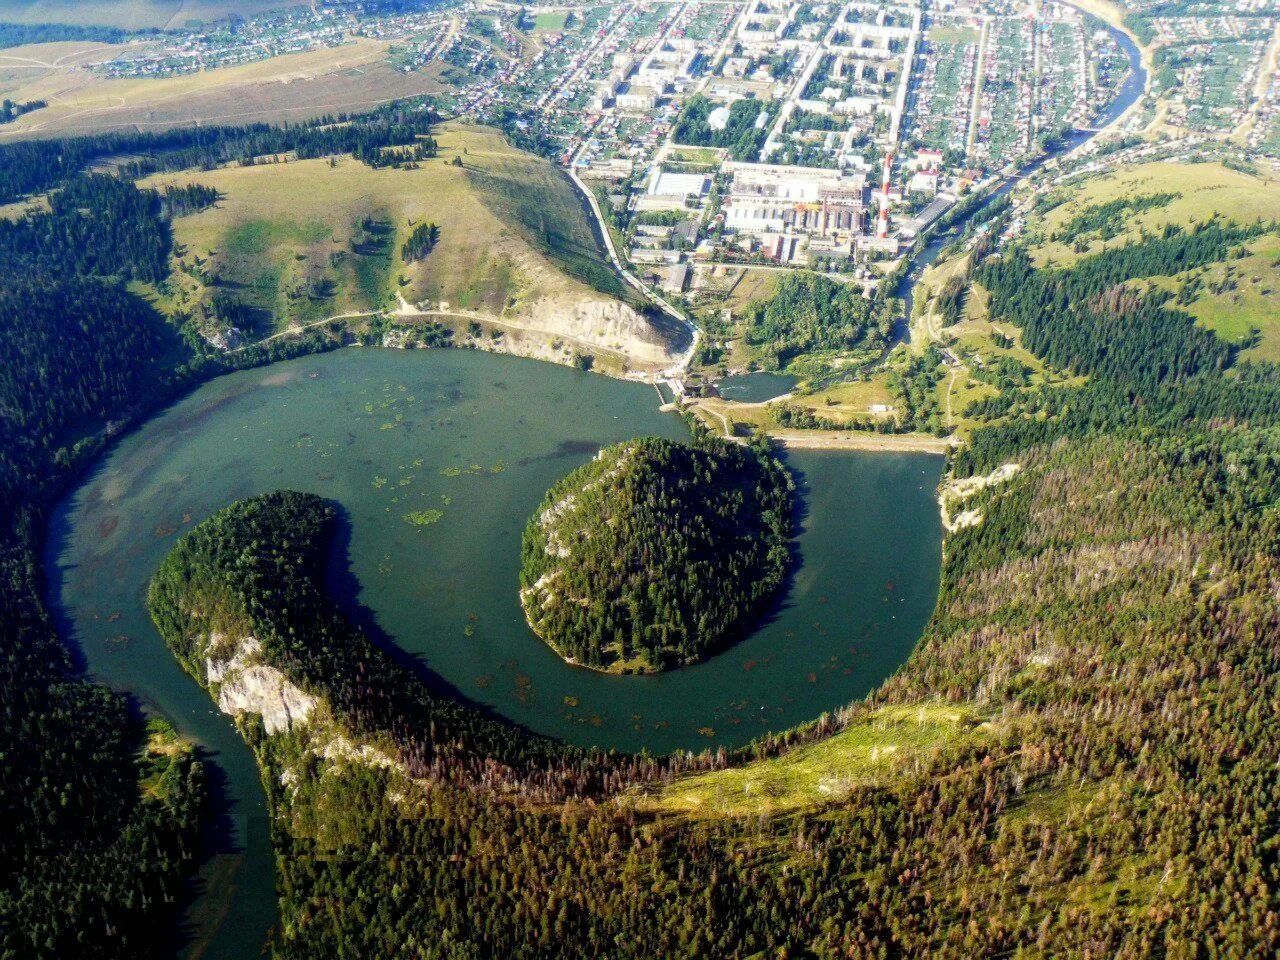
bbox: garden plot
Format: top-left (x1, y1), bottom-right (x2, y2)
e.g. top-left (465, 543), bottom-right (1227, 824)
top-left (907, 17), bottom-right (981, 153)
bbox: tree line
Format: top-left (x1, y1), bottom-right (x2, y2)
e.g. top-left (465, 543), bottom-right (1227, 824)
top-left (0, 102), bottom-right (442, 204)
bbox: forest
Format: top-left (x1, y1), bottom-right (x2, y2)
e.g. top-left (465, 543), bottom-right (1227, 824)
top-left (0, 101), bottom-right (442, 204)
top-left (0, 103), bottom-right (367, 959)
top-left (518, 434), bottom-right (794, 672)
top-left (974, 220), bottom-right (1257, 393)
top-left (738, 270), bottom-right (895, 367)
top-left (0, 23), bottom-right (134, 48)
top-left (0, 198), bottom-right (200, 959)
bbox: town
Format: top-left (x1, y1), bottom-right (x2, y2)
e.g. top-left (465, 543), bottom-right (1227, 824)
top-left (77, 0), bottom-right (1280, 303)
top-left (86, 0), bottom-right (1131, 292)
top-left (46, 0), bottom-right (1280, 429)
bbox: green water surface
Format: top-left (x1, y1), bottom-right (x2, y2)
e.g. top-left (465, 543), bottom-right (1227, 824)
top-left (46, 347), bottom-right (943, 958)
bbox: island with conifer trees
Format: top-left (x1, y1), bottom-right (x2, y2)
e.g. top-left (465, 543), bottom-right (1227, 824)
top-left (519, 434), bottom-right (795, 674)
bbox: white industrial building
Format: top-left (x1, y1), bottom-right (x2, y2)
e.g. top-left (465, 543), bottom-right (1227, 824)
top-left (723, 162), bottom-right (867, 236)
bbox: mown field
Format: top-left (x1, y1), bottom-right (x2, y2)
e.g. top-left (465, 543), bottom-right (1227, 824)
top-left (530, 11), bottom-right (569, 32)
top-left (143, 122), bottom-right (631, 337)
top-left (0, 38), bottom-right (446, 137)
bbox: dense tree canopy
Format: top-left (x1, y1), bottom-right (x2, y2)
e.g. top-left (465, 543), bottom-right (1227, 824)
top-left (519, 435), bottom-right (794, 672)
top-left (741, 270), bottom-right (894, 367)
top-left (0, 170), bottom-right (201, 960)
top-left (671, 94), bottom-right (769, 161)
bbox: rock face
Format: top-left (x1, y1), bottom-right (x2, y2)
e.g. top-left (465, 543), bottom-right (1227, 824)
top-left (938, 462), bottom-right (1022, 532)
top-left (523, 297), bottom-right (684, 366)
top-left (206, 634), bottom-right (317, 735)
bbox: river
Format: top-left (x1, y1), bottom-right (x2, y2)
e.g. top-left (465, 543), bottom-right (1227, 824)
top-left (46, 348), bottom-right (943, 959)
top-left (895, 6), bottom-right (1148, 324)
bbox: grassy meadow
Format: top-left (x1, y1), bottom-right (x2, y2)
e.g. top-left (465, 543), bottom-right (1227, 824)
top-left (143, 123), bottom-right (627, 336)
top-left (0, 38), bottom-right (445, 137)
top-left (1029, 162), bottom-right (1280, 268)
top-left (643, 705), bottom-right (986, 817)
top-left (530, 11), bottom-right (569, 32)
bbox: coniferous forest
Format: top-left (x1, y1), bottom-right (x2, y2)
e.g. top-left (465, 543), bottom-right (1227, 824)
top-left (519, 435), bottom-right (795, 672)
top-left (0, 112), bottom-right (358, 960)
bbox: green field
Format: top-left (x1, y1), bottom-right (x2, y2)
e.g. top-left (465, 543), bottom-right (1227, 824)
top-left (645, 705), bottom-right (985, 816)
top-left (530, 11), bottom-right (569, 32)
top-left (929, 24), bottom-right (979, 45)
top-left (144, 123), bottom-right (627, 336)
top-left (667, 145), bottom-right (722, 166)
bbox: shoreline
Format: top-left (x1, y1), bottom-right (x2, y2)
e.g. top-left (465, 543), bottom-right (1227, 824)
top-left (771, 431), bottom-right (956, 454)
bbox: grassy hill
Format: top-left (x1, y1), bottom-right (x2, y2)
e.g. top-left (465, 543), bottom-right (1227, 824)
top-left (0, 38), bottom-right (446, 137)
top-left (142, 123), bottom-right (673, 365)
top-left (1026, 160), bottom-right (1280, 361)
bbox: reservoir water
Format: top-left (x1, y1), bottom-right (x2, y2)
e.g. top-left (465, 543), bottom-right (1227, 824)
top-left (46, 348), bottom-right (944, 959)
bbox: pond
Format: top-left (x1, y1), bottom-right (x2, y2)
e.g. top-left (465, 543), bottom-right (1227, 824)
top-left (716, 371), bottom-right (798, 403)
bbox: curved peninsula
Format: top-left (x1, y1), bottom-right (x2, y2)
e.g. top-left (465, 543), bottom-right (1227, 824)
top-left (519, 435), bottom-right (795, 674)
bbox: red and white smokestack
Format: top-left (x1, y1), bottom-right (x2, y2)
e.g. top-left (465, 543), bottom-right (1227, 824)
top-left (877, 151), bottom-right (893, 239)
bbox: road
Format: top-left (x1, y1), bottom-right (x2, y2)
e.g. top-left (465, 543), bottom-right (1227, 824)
top-left (566, 145), bottom-right (700, 377)
top-left (771, 431), bottom-right (958, 454)
top-left (230, 310), bottom-right (380, 353)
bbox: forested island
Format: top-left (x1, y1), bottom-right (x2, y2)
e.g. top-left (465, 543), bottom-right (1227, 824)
top-left (520, 435), bottom-right (795, 673)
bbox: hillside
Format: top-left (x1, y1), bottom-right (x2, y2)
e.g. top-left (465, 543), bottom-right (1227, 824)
top-left (1025, 161), bottom-right (1280, 360)
top-left (142, 122), bottom-right (681, 370)
top-left (519, 436), bottom-right (794, 674)
top-left (0, 37), bottom-right (445, 137)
